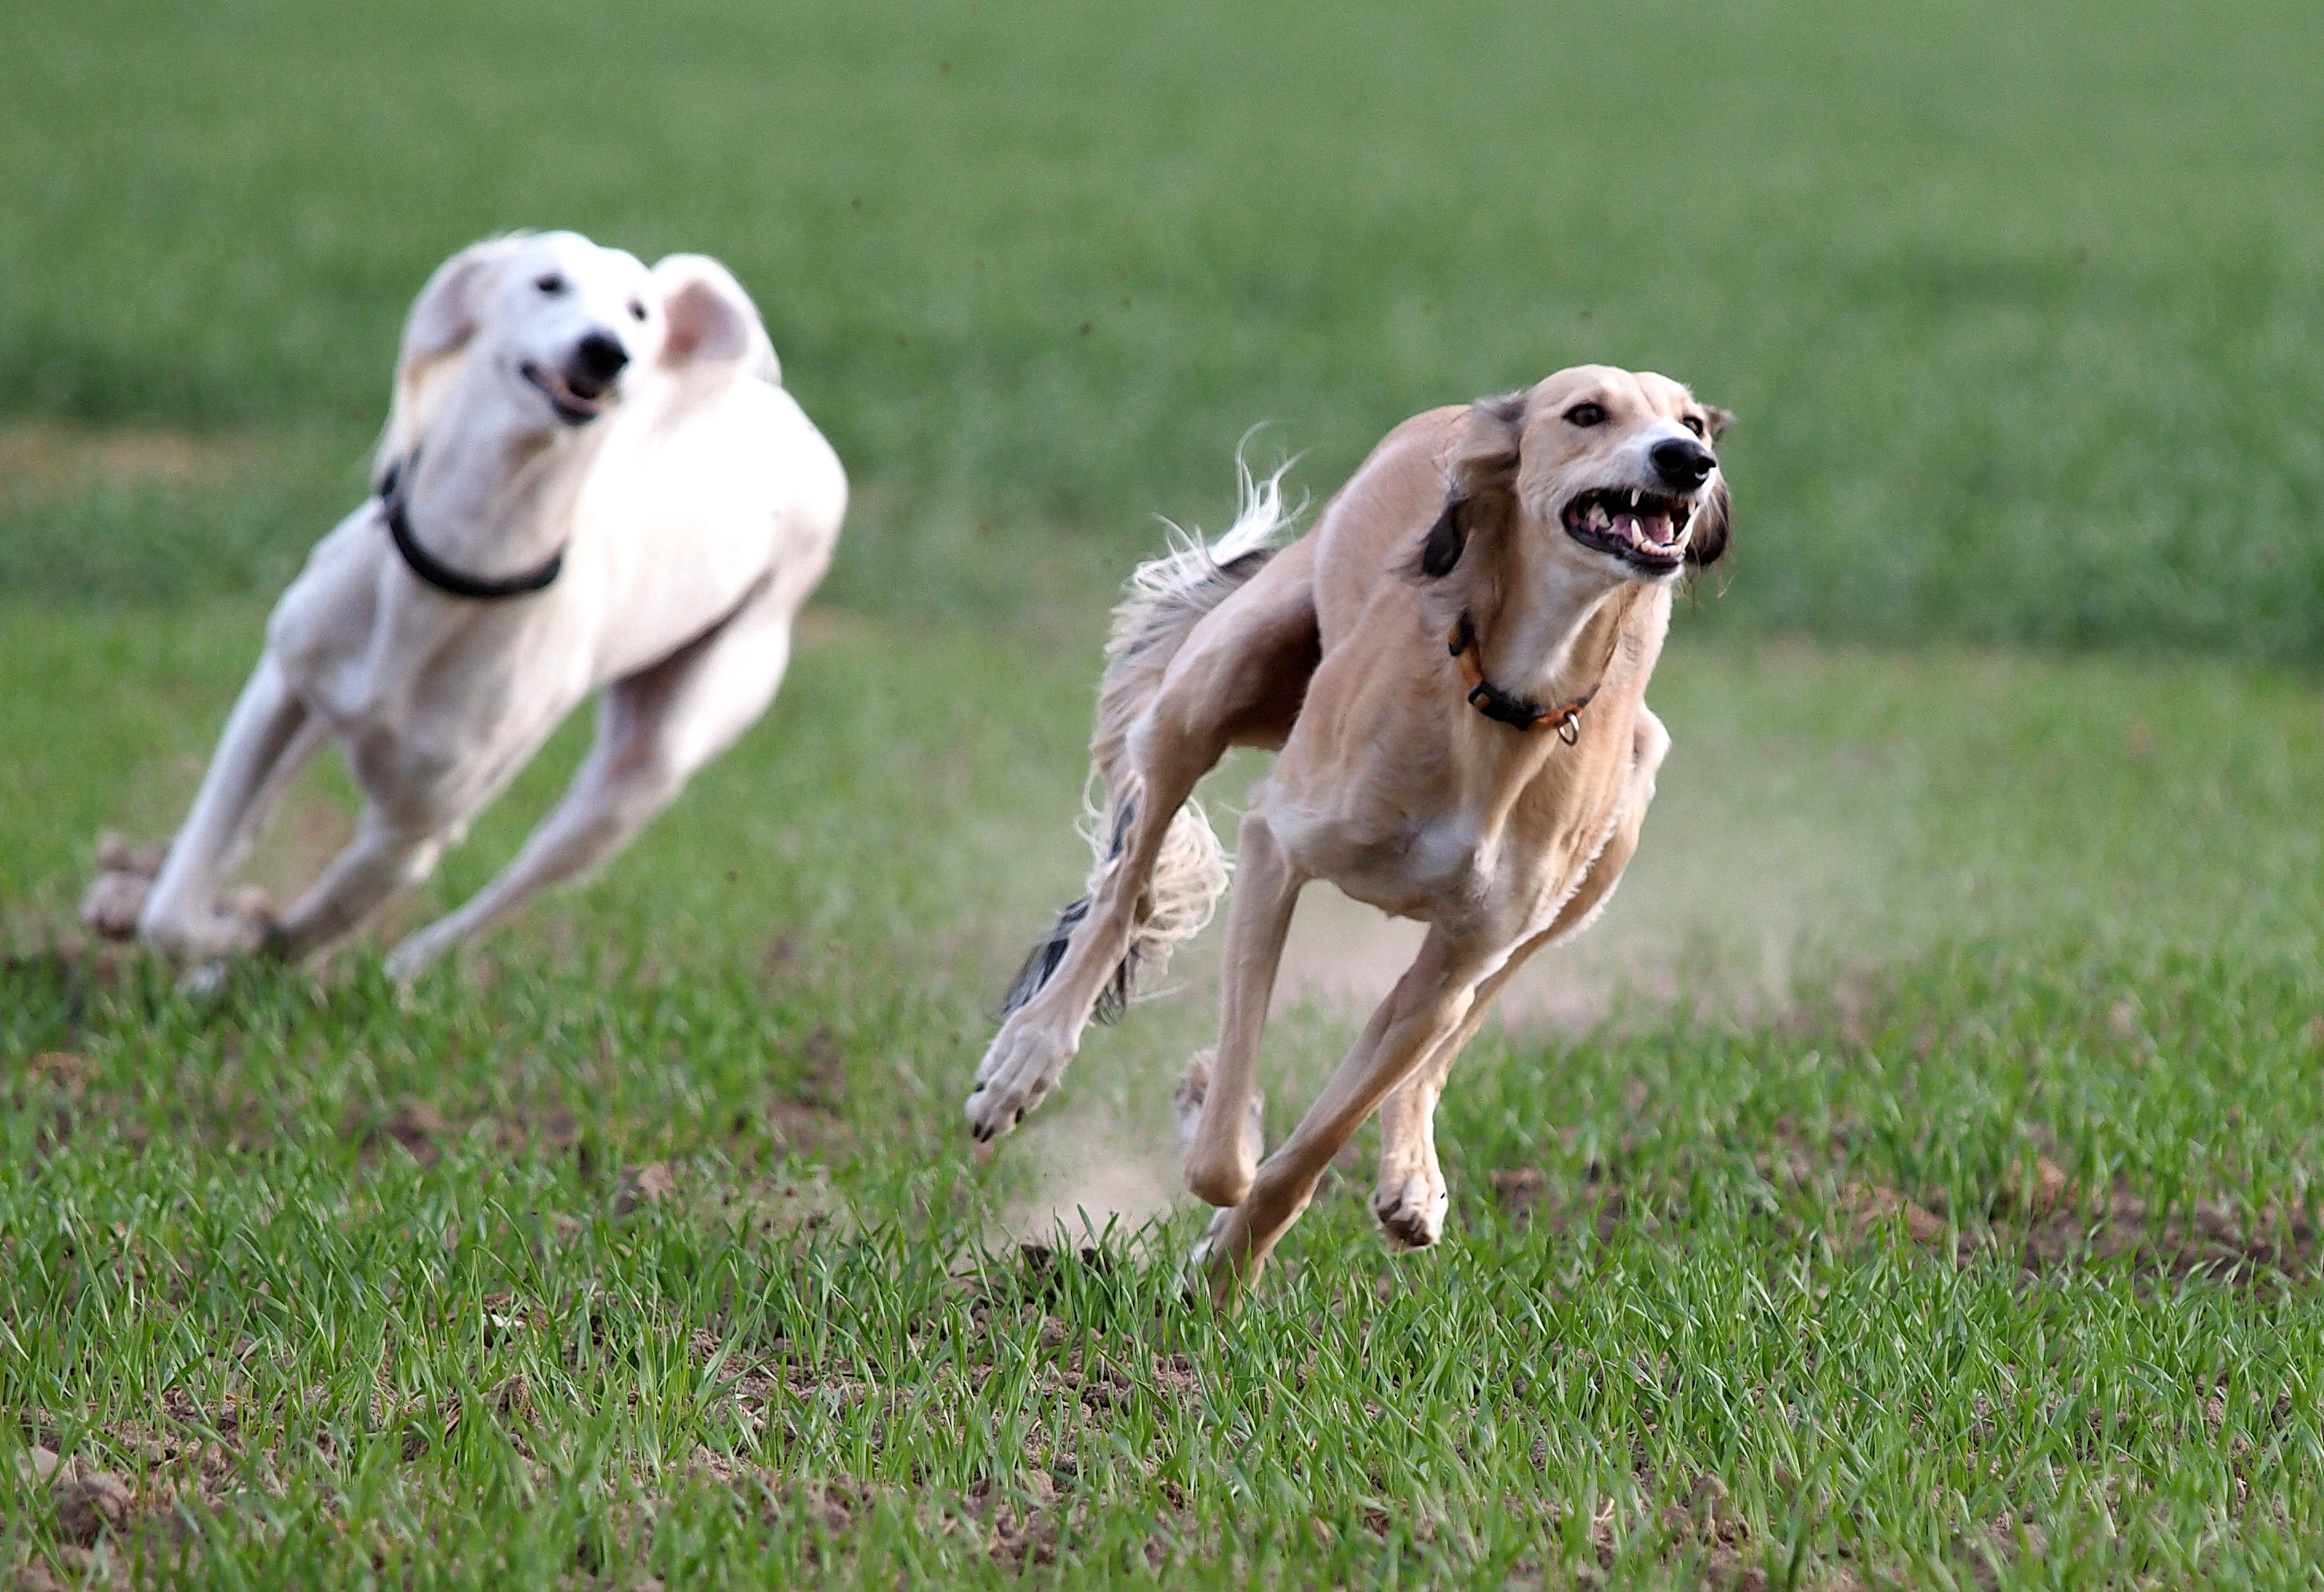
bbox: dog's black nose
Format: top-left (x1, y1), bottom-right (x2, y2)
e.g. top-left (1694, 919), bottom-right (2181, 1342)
top-left (574, 331), bottom-right (629, 382)
top-left (1650, 436), bottom-right (1716, 488)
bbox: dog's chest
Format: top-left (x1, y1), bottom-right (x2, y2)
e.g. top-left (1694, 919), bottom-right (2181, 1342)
top-left (1272, 797), bottom-right (1575, 926)
top-left (1270, 746), bottom-right (1630, 935)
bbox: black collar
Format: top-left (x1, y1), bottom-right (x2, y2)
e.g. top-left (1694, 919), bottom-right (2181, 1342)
top-left (1446, 610), bottom-right (1602, 743)
top-left (378, 454), bottom-right (566, 601)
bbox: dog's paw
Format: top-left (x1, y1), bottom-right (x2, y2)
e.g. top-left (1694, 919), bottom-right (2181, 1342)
top-left (221, 885), bottom-right (274, 933)
top-left (1171, 1049), bottom-right (1217, 1148)
top-left (963, 1023), bottom-right (1077, 1141)
top-left (176, 959), bottom-right (232, 998)
top-left (1184, 1203), bottom-right (1231, 1269)
top-left (381, 927), bottom-right (453, 986)
top-left (144, 897), bottom-right (274, 965)
top-left (80, 833), bottom-right (170, 938)
top-left (1371, 1171), bottom-right (1450, 1251)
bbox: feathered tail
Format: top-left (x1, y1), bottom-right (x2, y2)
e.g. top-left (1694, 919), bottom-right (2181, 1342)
top-left (1002, 457), bottom-right (1296, 1021)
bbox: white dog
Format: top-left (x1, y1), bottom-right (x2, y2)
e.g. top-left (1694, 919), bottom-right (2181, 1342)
top-left (82, 231), bottom-right (847, 980)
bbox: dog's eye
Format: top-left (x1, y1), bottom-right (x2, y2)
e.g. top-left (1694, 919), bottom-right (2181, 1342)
top-left (534, 273), bottom-right (567, 295)
top-left (1682, 414), bottom-right (1707, 439)
top-left (1564, 402), bottom-right (1607, 429)
top-left (628, 299), bottom-right (648, 322)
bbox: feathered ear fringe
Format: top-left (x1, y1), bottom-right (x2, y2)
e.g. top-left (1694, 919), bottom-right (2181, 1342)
top-left (1686, 476), bottom-right (1731, 568)
top-left (1417, 497), bottom-right (1467, 578)
top-left (374, 234), bottom-right (532, 487)
top-left (1410, 389), bottom-right (1527, 581)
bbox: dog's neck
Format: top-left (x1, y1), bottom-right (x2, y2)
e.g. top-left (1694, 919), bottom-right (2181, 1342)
top-left (392, 368), bottom-right (591, 581)
top-left (1464, 535), bottom-right (1631, 718)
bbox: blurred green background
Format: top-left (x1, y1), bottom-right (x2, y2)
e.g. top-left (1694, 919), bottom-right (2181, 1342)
top-left (6, 0), bottom-right (2322, 647)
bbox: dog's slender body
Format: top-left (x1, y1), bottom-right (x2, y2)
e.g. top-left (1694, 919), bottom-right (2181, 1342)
top-left (85, 232), bottom-right (847, 979)
top-left (967, 367), bottom-right (1729, 1291)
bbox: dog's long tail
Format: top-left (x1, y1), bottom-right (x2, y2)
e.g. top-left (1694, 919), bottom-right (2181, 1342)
top-left (1002, 457), bottom-right (1297, 1022)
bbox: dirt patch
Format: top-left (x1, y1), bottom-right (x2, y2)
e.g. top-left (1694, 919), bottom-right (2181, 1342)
top-left (674, 1281), bottom-right (1204, 1572)
top-left (1832, 1149), bottom-right (2317, 1282)
top-left (613, 1160), bottom-right (678, 1214)
top-left (0, 422), bottom-right (253, 496)
top-left (1994, 1183), bottom-right (2317, 1282)
top-left (1491, 1166), bottom-right (1547, 1222)
top-left (1486, 1137), bottom-right (2318, 1286)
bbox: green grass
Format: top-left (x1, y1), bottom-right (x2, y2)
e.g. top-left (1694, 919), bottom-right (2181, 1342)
top-left (8, 602), bottom-right (2324, 1586)
top-left (5, 0), bottom-right (2324, 646)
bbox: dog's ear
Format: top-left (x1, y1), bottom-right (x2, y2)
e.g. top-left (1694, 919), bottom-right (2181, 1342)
top-left (400, 237), bottom-right (524, 368)
top-left (377, 237), bottom-right (527, 488)
top-left (655, 255), bottom-right (780, 381)
top-left (1702, 404), bottom-right (1735, 441)
top-left (1414, 391), bottom-right (1527, 579)
top-left (1686, 475), bottom-right (1731, 567)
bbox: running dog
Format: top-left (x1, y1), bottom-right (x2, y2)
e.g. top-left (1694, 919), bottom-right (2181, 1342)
top-left (966, 367), bottom-right (1729, 1291)
top-left (83, 231), bottom-right (847, 980)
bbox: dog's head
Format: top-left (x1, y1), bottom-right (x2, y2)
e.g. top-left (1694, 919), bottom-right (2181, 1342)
top-left (377, 232), bottom-right (776, 477)
top-left (1421, 365), bottom-right (1731, 587)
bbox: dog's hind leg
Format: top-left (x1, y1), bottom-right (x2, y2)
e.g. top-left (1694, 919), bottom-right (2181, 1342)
top-left (380, 585), bottom-right (799, 982)
top-left (968, 702), bottom-right (1225, 1139)
top-left (267, 805), bottom-right (451, 964)
top-left (133, 657), bottom-right (318, 962)
top-left (966, 536), bottom-right (1320, 1141)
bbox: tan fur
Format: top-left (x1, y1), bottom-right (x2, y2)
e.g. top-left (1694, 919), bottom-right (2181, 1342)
top-left (967, 365), bottom-right (1729, 1295)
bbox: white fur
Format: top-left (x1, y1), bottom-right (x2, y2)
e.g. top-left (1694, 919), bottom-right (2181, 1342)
top-left (92, 231), bottom-right (847, 980)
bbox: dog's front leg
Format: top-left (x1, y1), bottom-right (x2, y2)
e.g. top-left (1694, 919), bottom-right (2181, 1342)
top-left (1372, 931), bottom-right (1551, 1250)
top-left (385, 594), bottom-right (800, 982)
top-left (1199, 929), bottom-right (1492, 1296)
top-left (1370, 713), bottom-right (1666, 1249)
top-left (1178, 807), bottom-right (1302, 1206)
top-left (133, 657), bottom-right (314, 962)
top-left (267, 807), bottom-right (447, 964)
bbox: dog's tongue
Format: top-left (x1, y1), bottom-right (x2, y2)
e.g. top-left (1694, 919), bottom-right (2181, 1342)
top-left (1614, 510), bottom-right (1676, 547)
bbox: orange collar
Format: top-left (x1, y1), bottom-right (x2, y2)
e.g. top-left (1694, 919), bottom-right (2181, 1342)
top-left (1445, 610), bottom-right (1602, 743)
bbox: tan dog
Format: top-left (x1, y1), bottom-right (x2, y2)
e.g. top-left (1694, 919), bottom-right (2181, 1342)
top-left (967, 366), bottom-right (1730, 1291)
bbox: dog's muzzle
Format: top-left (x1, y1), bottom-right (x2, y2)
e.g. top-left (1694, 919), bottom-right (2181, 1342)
top-left (1560, 486), bottom-right (1698, 574)
top-left (522, 334), bottom-right (629, 425)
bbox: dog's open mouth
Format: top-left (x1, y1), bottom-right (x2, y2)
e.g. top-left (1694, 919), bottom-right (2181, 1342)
top-left (1562, 487), bottom-right (1692, 571)
top-left (520, 361), bottom-right (615, 425)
